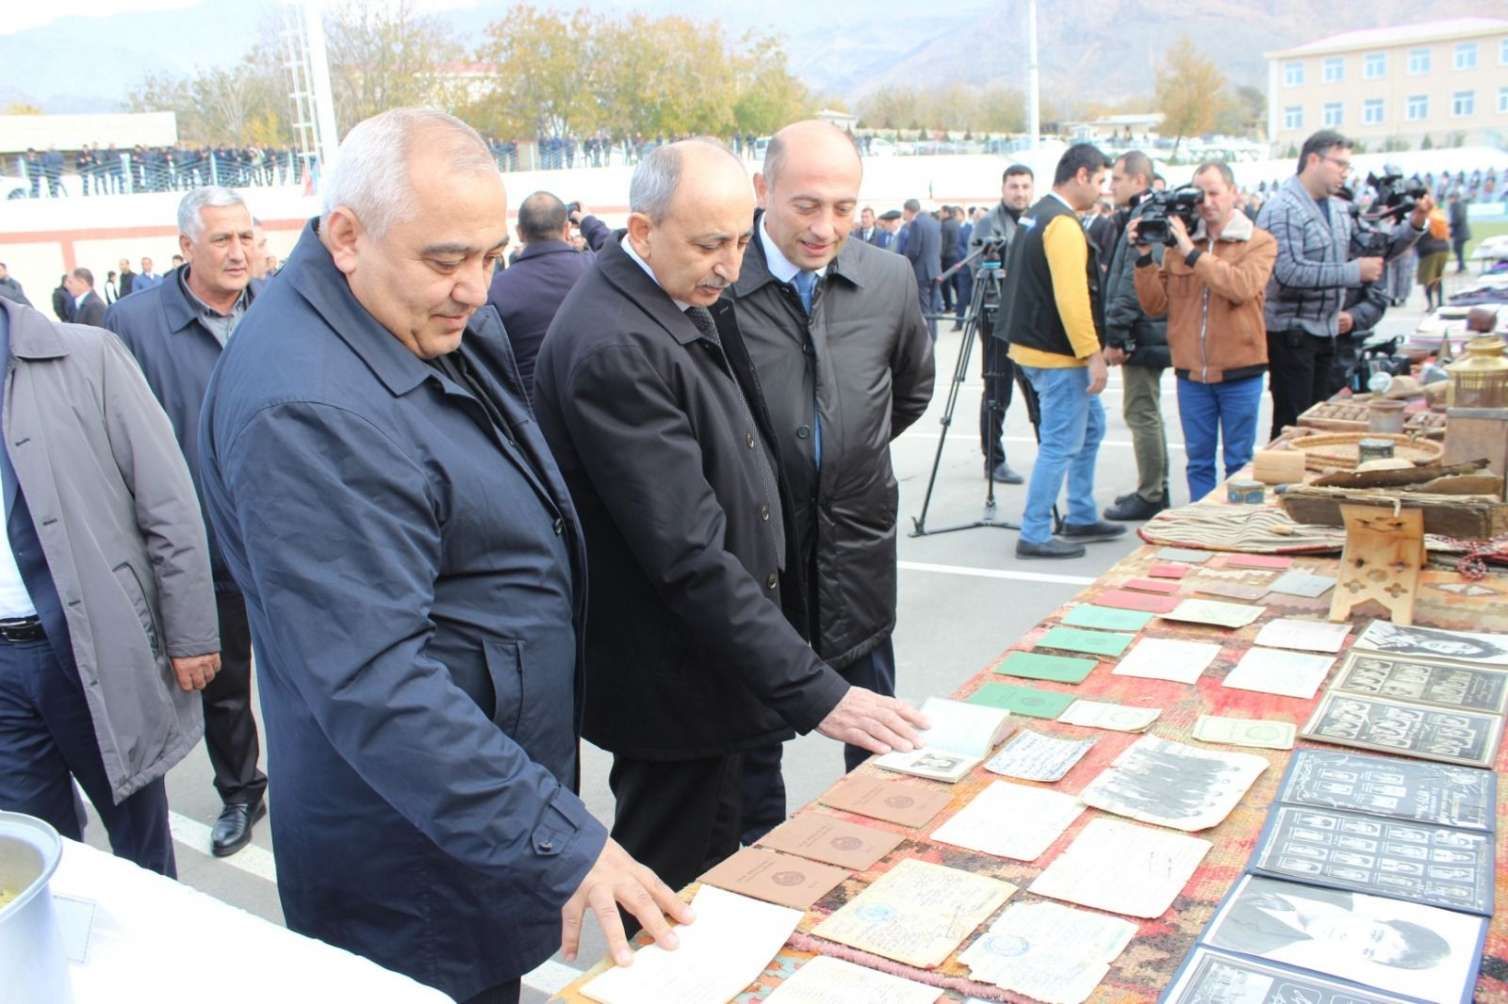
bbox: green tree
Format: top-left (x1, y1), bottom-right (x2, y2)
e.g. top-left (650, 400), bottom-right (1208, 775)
top-left (326, 0), bottom-right (462, 129)
top-left (1154, 36), bottom-right (1226, 157)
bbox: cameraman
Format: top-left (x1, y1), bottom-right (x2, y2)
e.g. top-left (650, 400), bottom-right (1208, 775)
top-left (1101, 150), bottom-right (1170, 521)
top-left (1132, 161), bottom-right (1277, 503)
top-left (968, 164), bottom-right (1035, 484)
top-left (1255, 130), bottom-right (1431, 438)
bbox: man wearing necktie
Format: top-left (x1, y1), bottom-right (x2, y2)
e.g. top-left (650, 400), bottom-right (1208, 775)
top-left (535, 138), bottom-right (927, 896)
top-left (724, 121), bottom-right (934, 843)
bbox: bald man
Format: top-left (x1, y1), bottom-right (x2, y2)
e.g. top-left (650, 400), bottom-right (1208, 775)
top-left (535, 139), bottom-right (927, 894)
top-left (727, 121), bottom-right (934, 842)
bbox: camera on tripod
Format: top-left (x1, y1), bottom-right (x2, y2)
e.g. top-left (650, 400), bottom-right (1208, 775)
top-left (970, 235), bottom-right (1009, 267)
top-left (1364, 172), bottom-right (1426, 221)
top-left (1135, 186), bottom-right (1204, 246)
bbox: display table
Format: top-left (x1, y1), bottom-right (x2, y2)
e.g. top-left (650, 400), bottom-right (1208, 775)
top-left (49, 837), bottom-right (452, 1003)
top-left (554, 514), bottom-right (1508, 1002)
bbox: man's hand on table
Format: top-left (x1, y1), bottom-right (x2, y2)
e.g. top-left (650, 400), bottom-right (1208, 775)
top-left (816, 686), bottom-right (930, 754)
top-left (562, 837), bottom-right (695, 967)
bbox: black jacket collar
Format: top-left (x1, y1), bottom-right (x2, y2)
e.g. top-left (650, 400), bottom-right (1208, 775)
top-left (596, 232), bottom-right (707, 347)
top-left (729, 209), bottom-right (870, 301)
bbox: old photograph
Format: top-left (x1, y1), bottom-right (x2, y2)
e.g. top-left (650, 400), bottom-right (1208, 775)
top-left (1301, 693), bottom-right (1504, 769)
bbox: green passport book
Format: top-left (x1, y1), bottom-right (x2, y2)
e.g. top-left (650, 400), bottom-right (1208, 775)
top-left (967, 682), bottom-right (1077, 719)
top-left (994, 651), bottom-right (1098, 684)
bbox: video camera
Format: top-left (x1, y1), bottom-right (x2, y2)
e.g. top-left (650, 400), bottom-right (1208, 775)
top-left (969, 234), bottom-right (1009, 267)
top-left (1364, 172), bottom-right (1426, 221)
top-left (1136, 186), bottom-right (1204, 246)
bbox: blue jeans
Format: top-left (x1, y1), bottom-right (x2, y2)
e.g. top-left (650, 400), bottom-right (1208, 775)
top-left (1019, 365), bottom-right (1105, 544)
top-left (1176, 374), bottom-right (1264, 502)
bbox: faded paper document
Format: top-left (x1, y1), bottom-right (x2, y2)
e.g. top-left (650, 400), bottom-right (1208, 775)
top-left (1267, 570), bottom-right (1337, 598)
top-left (580, 885), bottom-right (800, 1004)
top-left (1030, 817), bottom-right (1211, 918)
top-left (984, 729), bottom-right (1096, 782)
top-left (812, 858), bottom-right (1015, 968)
top-left (931, 781), bottom-right (1083, 861)
top-left (1254, 617), bottom-right (1351, 653)
top-left (1079, 735), bottom-right (1268, 831)
top-left (1222, 646), bottom-right (1336, 700)
top-left (1058, 699), bottom-right (1161, 732)
top-left (958, 900), bottom-right (1137, 1004)
top-left (1193, 715), bottom-right (1296, 750)
top-left (875, 697), bottom-right (1012, 782)
top-left (1111, 637), bottom-right (1222, 684)
top-left (763, 956), bottom-right (941, 1004)
top-left (1161, 598), bottom-right (1264, 629)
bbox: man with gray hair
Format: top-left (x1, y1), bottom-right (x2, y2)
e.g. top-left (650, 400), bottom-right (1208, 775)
top-left (534, 138), bottom-right (927, 899)
top-left (197, 108), bottom-right (689, 1004)
top-left (106, 185), bottom-right (269, 858)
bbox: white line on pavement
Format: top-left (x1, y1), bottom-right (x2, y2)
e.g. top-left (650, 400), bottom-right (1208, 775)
top-left (898, 560), bottom-right (1095, 586)
top-left (523, 959), bottom-right (585, 996)
top-left (898, 431), bottom-right (1187, 451)
top-left (169, 810), bottom-right (279, 884)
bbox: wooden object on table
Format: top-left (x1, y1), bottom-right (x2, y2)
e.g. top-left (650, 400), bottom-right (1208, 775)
top-left (1277, 485), bottom-right (1508, 539)
top-left (1252, 449), bottom-right (1307, 485)
top-left (1295, 399), bottom-right (1447, 439)
top-left (1287, 432), bottom-right (1444, 471)
top-left (1416, 473), bottom-right (1504, 496)
top-left (1330, 504), bottom-right (1424, 625)
top-left (1442, 407), bottom-right (1508, 492)
top-left (1312, 459), bottom-right (1486, 490)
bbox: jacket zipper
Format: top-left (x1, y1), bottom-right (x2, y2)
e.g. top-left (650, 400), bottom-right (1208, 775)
top-left (1198, 237), bottom-right (1212, 382)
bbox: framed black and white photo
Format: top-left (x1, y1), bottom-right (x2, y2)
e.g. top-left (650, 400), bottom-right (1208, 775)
top-left (1332, 652), bottom-right (1508, 715)
top-left (1275, 750), bottom-right (1496, 832)
top-left (1301, 693), bottom-right (1503, 769)
top-left (1164, 945), bottom-right (1420, 1004)
top-left (1202, 876), bottom-right (1487, 1004)
top-left (1353, 621), bottom-right (1508, 668)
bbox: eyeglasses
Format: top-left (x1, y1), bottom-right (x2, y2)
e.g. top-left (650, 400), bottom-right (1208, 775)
top-left (1324, 156), bottom-right (1352, 173)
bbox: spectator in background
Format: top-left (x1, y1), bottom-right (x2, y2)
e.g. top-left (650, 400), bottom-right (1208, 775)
top-left (105, 270), bottom-right (119, 304)
top-left (51, 275), bottom-right (72, 322)
top-left (135, 257), bottom-right (162, 291)
top-left (1448, 192), bottom-right (1471, 274)
top-left (1415, 204), bottom-right (1451, 312)
top-left (0, 263), bottom-right (30, 307)
top-left (900, 198), bottom-right (942, 337)
top-left (64, 268), bottom-right (106, 326)
top-left (873, 209), bottom-right (902, 250)
top-left (117, 258), bottom-right (137, 298)
top-left (938, 206), bottom-right (962, 317)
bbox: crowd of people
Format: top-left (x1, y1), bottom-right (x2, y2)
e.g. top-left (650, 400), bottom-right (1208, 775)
top-left (0, 111), bottom-right (1480, 1004)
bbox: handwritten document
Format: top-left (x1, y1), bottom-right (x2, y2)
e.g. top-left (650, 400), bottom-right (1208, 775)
top-left (931, 781), bottom-right (1084, 861)
top-left (763, 956), bottom-right (941, 1004)
top-left (959, 900), bottom-right (1138, 1004)
top-left (1222, 645), bottom-right (1336, 699)
top-left (1254, 617), bottom-right (1351, 654)
top-left (579, 885), bottom-right (800, 1004)
top-left (813, 858), bottom-right (1015, 968)
top-left (985, 729), bottom-right (1097, 782)
top-left (1111, 637), bottom-right (1222, 684)
top-left (1031, 817), bottom-right (1210, 918)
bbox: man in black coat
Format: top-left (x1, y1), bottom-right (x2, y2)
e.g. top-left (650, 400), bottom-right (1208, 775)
top-left (938, 205), bottom-right (962, 314)
top-left (485, 191), bottom-right (609, 402)
top-left (63, 268), bottom-right (106, 326)
top-left (0, 263), bottom-right (30, 307)
top-left (534, 140), bottom-right (926, 895)
top-left (900, 198), bottom-right (942, 336)
top-left (729, 122), bottom-right (934, 841)
top-left (1448, 192), bottom-right (1471, 273)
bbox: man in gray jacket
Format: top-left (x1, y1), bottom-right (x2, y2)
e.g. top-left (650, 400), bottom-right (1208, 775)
top-left (969, 164), bottom-right (1034, 484)
top-left (729, 121), bottom-right (935, 841)
top-left (0, 297), bottom-right (219, 877)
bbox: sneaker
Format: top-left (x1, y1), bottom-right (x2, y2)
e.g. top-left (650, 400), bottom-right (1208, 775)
top-left (1059, 520), bottom-right (1129, 543)
top-left (989, 461), bottom-right (1025, 485)
top-left (1103, 494), bottom-right (1168, 521)
top-left (1016, 537), bottom-right (1087, 559)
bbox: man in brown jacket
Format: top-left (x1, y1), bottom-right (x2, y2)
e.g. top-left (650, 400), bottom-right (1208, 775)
top-left (1132, 161), bottom-right (1277, 502)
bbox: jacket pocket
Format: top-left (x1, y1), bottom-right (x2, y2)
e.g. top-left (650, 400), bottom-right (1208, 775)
top-left (482, 638), bottom-right (524, 735)
top-left (112, 562), bottom-right (161, 659)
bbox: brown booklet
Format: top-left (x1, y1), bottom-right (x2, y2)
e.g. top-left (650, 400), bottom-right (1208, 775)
top-left (756, 813), bottom-right (905, 871)
top-left (698, 846), bottom-right (850, 910)
top-left (817, 774), bottom-right (952, 829)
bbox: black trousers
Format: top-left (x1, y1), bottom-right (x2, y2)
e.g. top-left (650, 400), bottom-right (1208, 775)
top-left (460, 980), bottom-right (521, 1004)
top-left (738, 635), bottom-right (897, 845)
top-left (609, 751), bottom-right (744, 897)
top-left (939, 260), bottom-right (959, 311)
top-left (979, 329), bottom-right (1016, 469)
top-left (0, 635), bottom-right (175, 876)
top-left (1266, 329), bottom-right (1334, 442)
top-left (206, 591), bottom-right (267, 806)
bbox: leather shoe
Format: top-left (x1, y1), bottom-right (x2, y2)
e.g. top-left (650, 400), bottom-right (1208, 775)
top-left (1103, 494), bottom-right (1168, 521)
top-left (1060, 519), bottom-right (1129, 543)
top-left (988, 461), bottom-right (1025, 485)
top-left (212, 799), bottom-right (267, 858)
top-left (1016, 536), bottom-right (1087, 559)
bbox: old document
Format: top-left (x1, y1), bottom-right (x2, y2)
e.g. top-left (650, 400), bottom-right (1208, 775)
top-left (1079, 735), bottom-right (1268, 831)
top-left (874, 696), bottom-right (1012, 782)
top-left (1222, 645), bottom-right (1336, 700)
top-left (698, 847), bottom-right (849, 910)
top-left (931, 781), bottom-right (1084, 861)
top-left (1254, 617), bottom-right (1351, 653)
top-left (958, 900), bottom-right (1138, 1004)
top-left (812, 858), bottom-right (1015, 968)
top-left (1031, 817), bottom-right (1211, 918)
top-left (1193, 715), bottom-right (1296, 750)
top-left (1111, 637), bottom-right (1222, 684)
top-left (579, 885), bottom-right (801, 1004)
top-left (1058, 699), bottom-right (1161, 732)
top-left (763, 956), bottom-right (940, 1004)
top-left (756, 814), bottom-right (904, 871)
top-left (985, 729), bottom-right (1097, 782)
top-left (1161, 598), bottom-right (1264, 629)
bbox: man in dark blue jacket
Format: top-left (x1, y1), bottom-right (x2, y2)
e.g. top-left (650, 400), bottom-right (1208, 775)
top-left (197, 109), bottom-right (687, 1004)
top-left (901, 199), bottom-right (942, 336)
top-left (106, 185), bottom-right (269, 859)
top-left (485, 191), bottom-right (608, 402)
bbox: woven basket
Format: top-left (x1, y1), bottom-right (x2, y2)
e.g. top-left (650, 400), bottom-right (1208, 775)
top-left (1286, 432), bottom-right (1444, 471)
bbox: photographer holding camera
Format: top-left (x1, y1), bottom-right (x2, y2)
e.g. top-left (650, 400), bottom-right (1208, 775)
top-left (1255, 130), bottom-right (1431, 438)
top-left (1132, 161), bottom-right (1277, 503)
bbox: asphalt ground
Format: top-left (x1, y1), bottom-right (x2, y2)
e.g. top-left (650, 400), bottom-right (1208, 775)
top-left (74, 285), bottom-right (1439, 1001)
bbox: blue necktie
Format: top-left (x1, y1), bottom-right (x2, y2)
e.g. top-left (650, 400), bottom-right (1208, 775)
top-left (792, 271), bottom-right (822, 468)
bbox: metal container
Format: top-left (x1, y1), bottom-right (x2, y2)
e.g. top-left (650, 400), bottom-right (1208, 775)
top-left (1227, 478), bottom-right (1265, 504)
top-left (0, 812), bottom-right (73, 1004)
top-left (1357, 438), bottom-right (1397, 464)
top-left (1367, 398), bottom-right (1407, 434)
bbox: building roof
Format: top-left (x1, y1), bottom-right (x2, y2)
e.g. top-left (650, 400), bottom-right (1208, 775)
top-left (1265, 17), bottom-right (1508, 59)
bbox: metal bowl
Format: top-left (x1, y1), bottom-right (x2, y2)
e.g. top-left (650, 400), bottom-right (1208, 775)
top-left (0, 811), bottom-right (73, 1004)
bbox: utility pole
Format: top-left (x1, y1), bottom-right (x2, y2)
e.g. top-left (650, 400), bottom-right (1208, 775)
top-left (1026, 0), bottom-right (1040, 149)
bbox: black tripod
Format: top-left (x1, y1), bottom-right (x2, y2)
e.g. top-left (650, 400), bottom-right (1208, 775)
top-left (911, 248), bottom-right (1058, 538)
